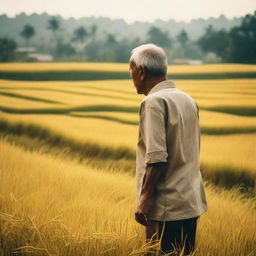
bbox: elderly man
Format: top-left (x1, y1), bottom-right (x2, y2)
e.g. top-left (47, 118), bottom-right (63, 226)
top-left (129, 44), bottom-right (208, 256)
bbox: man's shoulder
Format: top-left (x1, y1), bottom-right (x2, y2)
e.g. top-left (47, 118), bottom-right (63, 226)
top-left (140, 87), bottom-right (197, 114)
top-left (140, 92), bottom-right (165, 110)
top-left (141, 86), bottom-right (184, 107)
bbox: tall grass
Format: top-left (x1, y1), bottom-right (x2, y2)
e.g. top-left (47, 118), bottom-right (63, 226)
top-left (0, 117), bottom-right (255, 194)
top-left (0, 139), bottom-right (255, 256)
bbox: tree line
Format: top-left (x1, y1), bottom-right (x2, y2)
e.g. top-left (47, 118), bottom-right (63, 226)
top-left (0, 11), bottom-right (255, 63)
top-left (198, 11), bottom-right (256, 63)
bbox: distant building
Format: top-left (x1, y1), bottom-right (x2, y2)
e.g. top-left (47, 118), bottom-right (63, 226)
top-left (27, 53), bottom-right (53, 62)
top-left (16, 47), bottom-right (37, 53)
top-left (15, 47), bottom-right (53, 62)
top-left (173, 58), bottom-right (203, 65)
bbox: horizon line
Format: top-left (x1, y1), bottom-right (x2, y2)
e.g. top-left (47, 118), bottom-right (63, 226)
top-left (0, 11), bottom-right (247, 24)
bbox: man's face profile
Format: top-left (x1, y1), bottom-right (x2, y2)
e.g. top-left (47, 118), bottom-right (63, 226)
top-left (129, 60), bottom-right (143, 94)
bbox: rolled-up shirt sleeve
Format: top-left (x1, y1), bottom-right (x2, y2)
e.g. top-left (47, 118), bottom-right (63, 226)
top-left (141, 104), bottom-right (168, 164)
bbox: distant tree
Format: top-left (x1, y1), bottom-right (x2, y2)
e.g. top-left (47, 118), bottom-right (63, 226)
top-left (84, 40), bottom-right (102, 61)
top-left (85, 35), bottom-right (142, 63)
top-left (146, 26), bottom-right (172, 48)
top-left (0, 37), bottom-right (17, 62)
top-left (84, 33), bottom-right (119, 62)
top-left (177, 29), bottom-right (189, 45)
top-left (99, 34), bottom-right (118, 61)
top-left (20, 24), bottom-right (35, 46)
top-left (198, 11), bottom-right (256, 63)
top-left (72, 27), bottom-right (88, 43)
top-left (72, 26), bottom-right (89, 59)
top-left (226, 11), bottom-right (256, 63)
top-left (55, 42), bottom-right (76, 58)
top-left (47, 17), bottom-right (62, 57)
top-left (197, 26), bottom-right (229, 58)
top-left (90, 24), bottom-right (98, 39)
top-left (114, 37), bottom-right (142, 62)
top-left (106, 34), bottom-right (117, 45)
top-left (47, 17), bottom-right (60, 32)
top-left (206, 25), bottom-right (214, 34)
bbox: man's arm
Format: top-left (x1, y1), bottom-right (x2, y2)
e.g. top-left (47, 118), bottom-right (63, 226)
top-left (135, 162), bottom-right (168, 226)
top-left (195, 102), bottom-right (201, 152)
top-left (135, 104), bottom-right (168, 226)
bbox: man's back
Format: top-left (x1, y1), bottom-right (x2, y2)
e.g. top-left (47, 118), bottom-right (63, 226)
top-left (136, 80), bottom-right (208, 221)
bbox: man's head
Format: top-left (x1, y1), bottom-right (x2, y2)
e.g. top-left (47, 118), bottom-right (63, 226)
top-left (129, 44), bottom-right (168, 95)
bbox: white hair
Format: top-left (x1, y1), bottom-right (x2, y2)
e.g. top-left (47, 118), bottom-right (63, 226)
top-left (130, 44), bottom-right (168, 77)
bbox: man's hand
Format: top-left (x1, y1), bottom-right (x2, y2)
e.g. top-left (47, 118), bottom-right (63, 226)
top-left (135, 162), bottom-right (167, 226)
top-left (135, 212), bottom-right (149, 226)
top-left (135, 194), bottom-right (153, 226)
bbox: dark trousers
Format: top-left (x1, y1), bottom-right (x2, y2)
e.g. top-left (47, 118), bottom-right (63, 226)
top-left (146, 216), bottom-right (199, 256)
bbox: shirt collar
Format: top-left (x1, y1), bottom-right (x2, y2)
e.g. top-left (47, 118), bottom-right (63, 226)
top-left (148, 80), bottom-right (176, 95)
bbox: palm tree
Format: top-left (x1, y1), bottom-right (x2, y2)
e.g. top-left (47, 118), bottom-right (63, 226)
top-left (47, 17), bottom-right (61, 56)
top-left (90, 24), bottom-right (98, 39)
top-left (177, 29), bottom-right (189, 46)
top-left (20, 24), bottom-right (35, 46)
top-left (72, 26), bottom-right (88, 43)
top-left (47, 17), bottom-right (60, 32)
top-left (72, 26), bottom-right (89, 60)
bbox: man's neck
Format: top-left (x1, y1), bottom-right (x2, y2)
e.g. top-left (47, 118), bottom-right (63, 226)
top-left (144, 77), bottom-right (167, 96)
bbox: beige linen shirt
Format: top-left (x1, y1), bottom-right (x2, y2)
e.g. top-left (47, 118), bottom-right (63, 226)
top-left (136, 80), bottom-right (208, 221)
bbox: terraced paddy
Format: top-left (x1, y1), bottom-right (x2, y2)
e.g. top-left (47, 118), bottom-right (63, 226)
top-left (0, 78), bottom-right (256, 190)
top-left (1, 63), bottom-right (256, 80)
top-left (0, 63), bottom-right (255, 256)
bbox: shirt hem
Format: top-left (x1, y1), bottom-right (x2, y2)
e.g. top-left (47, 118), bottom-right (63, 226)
top-left (147, 208), bottom-right (207, 222)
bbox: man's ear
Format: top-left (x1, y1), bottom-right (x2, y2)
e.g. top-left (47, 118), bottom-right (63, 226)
top-left (139, 66), bottom-right (146, 81)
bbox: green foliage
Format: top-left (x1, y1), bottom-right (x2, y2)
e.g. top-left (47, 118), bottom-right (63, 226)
top-left (198, 11), bottom-right (256, 63)
top-left (0, 37), bottom-right (17, 62)
top-left (90, 24), bottom-right (98, 38)
top-left (177, 29), bottom-right (189, 45)
top-left (47, 17), bottom-right (60, 31)
top-left (20, 24), bottom-right (36, 44)
top-left (197, 26), bottom-right (229, 57)
top-left (72, 26), bottom-right (88, 42)
top-left (226, 11), bottom-right (256, 63)
top-left (1, 12), bottom-right (255, 63)
top-left (55, 41), bottom-right (76, 57)
top-left (84, 40), bottom-right (103, 62)
top-left (84, 36), bottom-right (142, 62)
top-left (47, 16), bottom-right (68, 59)
top-left (146, 26), bottom-right (172, 48)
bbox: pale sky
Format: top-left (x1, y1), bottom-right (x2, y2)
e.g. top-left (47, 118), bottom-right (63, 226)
top-left (1, 0), bottom-right (255, 23)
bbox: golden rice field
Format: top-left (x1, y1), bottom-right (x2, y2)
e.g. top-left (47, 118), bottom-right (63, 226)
top-left (0, 63), bottom-right (256, 256)
top-left (1, 63), bottom-right (256, 81)
top-left (0, 139), bottom-right (255, 256)
top-left (0, 62), bottom-right (256, 74)
top-left (0, 78), bottom-right (256, 183)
